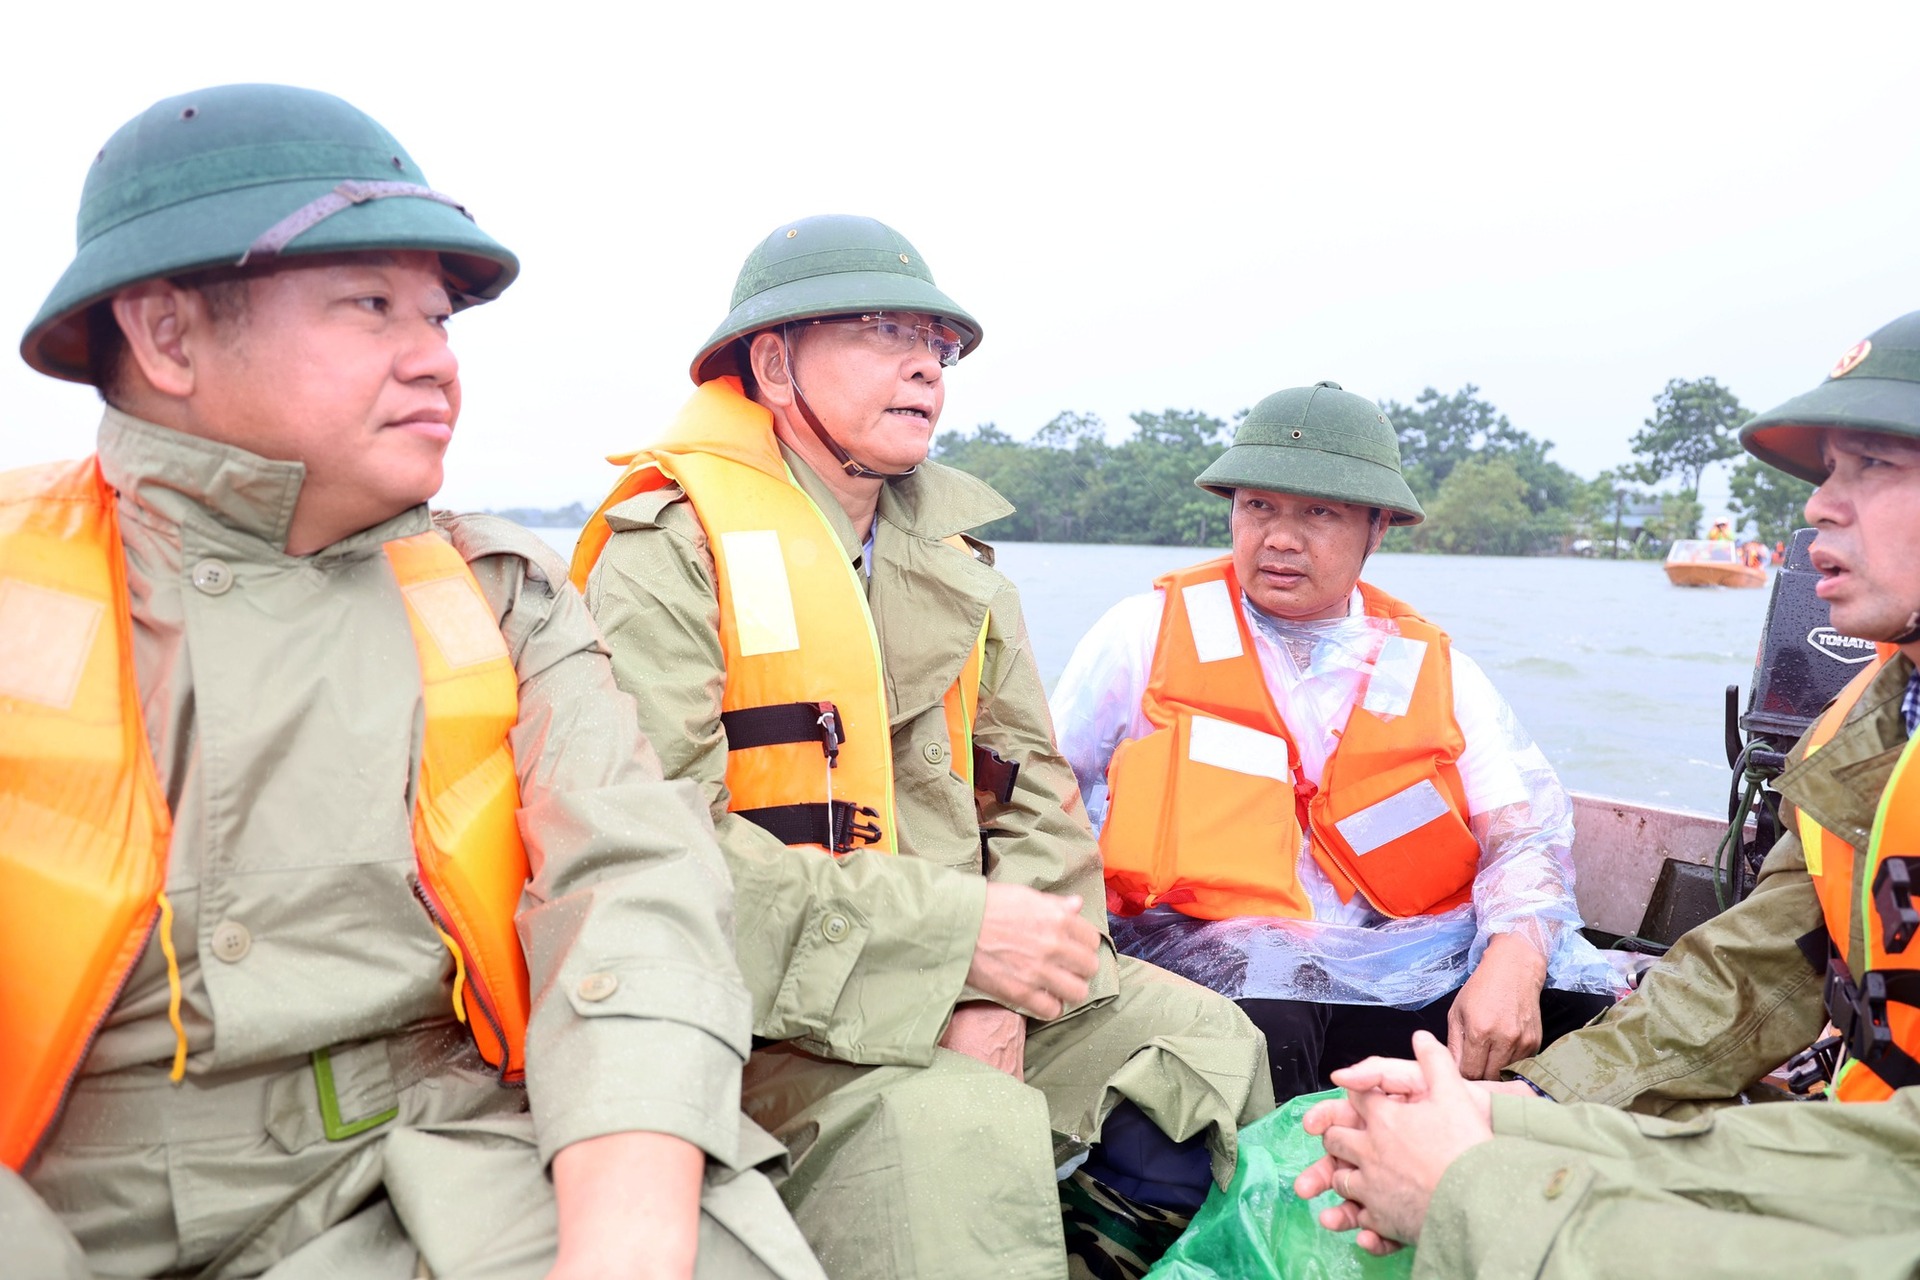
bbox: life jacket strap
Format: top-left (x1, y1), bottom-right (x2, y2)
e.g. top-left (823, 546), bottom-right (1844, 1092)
top-left (738, 801), bottom-right (883, 854)
top-left (1824, 956), bottom-right (1920, 1089)
top-left (1873, 857), bottom-right (1920, 955)
top-left (972, 745), bottom-right (1020, 805)
top-left (722, 701), bottom-right (846, 765)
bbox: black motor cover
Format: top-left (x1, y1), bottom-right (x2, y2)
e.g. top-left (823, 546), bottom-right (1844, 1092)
top-left (1741, 528), bottom-right (1878, 748)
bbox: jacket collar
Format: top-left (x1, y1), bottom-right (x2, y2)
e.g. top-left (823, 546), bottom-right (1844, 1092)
top-left (779, 434), bottom-right (1011, 727)
top-left (95, 408), bottom-right (429, 558)
top-left (1777, 653), bottom-right (1916, 850)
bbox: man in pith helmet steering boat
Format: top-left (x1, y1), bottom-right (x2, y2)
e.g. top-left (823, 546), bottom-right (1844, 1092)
top-left (572, 214), bottom-right (1273, 1278)
top-left (1291, 311), bottom-right (1920, 1276)
top-left (0, 84), bottom-right (820, 1280)
top-left (1049, 381), bottom-right (1620, 1108)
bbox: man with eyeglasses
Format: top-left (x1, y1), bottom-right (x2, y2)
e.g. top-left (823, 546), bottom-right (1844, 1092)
top-left (572, 215), bottom-right (1272, 1279)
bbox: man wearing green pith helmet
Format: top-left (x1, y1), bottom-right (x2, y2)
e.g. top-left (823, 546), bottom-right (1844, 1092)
top-left (1289, 313), bottom-right (1920, 1276)
top-left (1050, 382), bottom-right (1619, 1109)
top-left (572, 216), bottom-right (1274, 1278)
top-left (0, 85), bottom-right (820, 1279)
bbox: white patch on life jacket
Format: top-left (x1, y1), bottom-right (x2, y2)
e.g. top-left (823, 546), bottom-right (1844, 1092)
top-left (1335, 778), bottom-right (1451, 855)
top-left (1188, 715), bottom-right (1291, 782)
top-left (0, 578), bottom-right (104, 711)
top-left (1361, 636), bottom-right (1427, 720)
top-left (721, 530), bottom-right (801, 657)
top-left (1182, 580), bottom-right (1243, 664)
top-left (403, 576), bottom-right (510, 669)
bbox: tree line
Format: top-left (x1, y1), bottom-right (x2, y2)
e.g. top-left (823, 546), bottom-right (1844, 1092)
top-left (929, 377), bottom-right (1816, 556)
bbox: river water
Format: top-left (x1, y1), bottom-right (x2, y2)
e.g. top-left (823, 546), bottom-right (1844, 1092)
top-left (535, 530), bottom-right (1771, 816)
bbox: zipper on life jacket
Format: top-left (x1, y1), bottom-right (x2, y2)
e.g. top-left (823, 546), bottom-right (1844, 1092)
top-left (408, 875), bottom-right (517, 1087)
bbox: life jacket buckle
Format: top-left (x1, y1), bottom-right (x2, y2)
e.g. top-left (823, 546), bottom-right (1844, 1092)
top-left (846, 804), bottom-right (883, 849)
top-left (814, 702), bottom-right (843, 768)
top-left (1784, 1034), bottom-right (1842, 1096)
top-left (1873, 857), bottom-right (1919, 954)
top-left (1824, 959), bottom-right (1894, 1068)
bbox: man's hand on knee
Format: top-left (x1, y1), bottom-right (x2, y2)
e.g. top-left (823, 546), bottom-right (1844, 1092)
top-left (1447, 932), bottom-right (1547, 1079)
top-left (966, 885), bottom-right (1100, 1020)
top-left (939, 1001), bottom-right (1028, 1080)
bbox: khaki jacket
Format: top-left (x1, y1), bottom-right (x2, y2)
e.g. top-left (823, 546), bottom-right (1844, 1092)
top-left (1415, 655), bottom-right (1920, 1277)
top-left (1507, 655), bottom-right (1915, 1112)
top-left (585, 446), bottom-right (1120, 1064)
top-left (49, 411), bottom-right (754, 1169)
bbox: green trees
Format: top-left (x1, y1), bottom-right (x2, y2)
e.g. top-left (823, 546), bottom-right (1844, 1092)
top-left (1410, 458), bottom-right (1542, 555)
top-left (917, 376), bottom-right (1788, 556)
top-left (1381, 385), bottom-right (1578, 554)
top-left (931, 408), bottom-right (1231, 545)
top-left (1729, 455), bottom-right (1815, 546)
top-left (1629, 377), bottom-right (1751, 503)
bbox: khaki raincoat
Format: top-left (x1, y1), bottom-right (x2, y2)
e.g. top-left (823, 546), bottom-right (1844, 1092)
top-left (1415, 654), bottom-right (1920, 1277)
top-left (1, 412), bottom-right (821, 1280)
top-left (585, 439), bottom-right (1272, 1280)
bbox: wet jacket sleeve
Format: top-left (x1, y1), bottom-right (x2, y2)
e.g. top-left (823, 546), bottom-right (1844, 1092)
top-left (1508, 822), bottom-right (1827, 1111)
top-left (1417, 1091), bottom-right (1920, 1280)
top-left (971, 569), bottom-right (1121, 1000)
top-left (446, 515), bottom-right (752, 1168)
top-left (584, 495), bottom-right (986, 1067)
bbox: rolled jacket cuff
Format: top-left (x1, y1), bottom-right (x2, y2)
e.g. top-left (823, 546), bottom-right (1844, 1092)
top-left (529, 1012), bottom-right (746, 1168)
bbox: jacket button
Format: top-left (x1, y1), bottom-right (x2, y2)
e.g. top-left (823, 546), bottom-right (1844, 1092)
top-left (1543, 1167), bottom-right (1570, 1199)
top-left (577, 972), bottom-right (619, 1002)
top-left (923, 741), bottom-right (946, 765)
top-left (209, 920), bottom-right (251, 963)
top-left (821, 914), bottom-right (850, 942)
top-left (190, 558), bottom-right (234, 596)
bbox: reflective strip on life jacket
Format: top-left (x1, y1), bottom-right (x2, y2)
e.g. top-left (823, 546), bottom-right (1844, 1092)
top-left (1797, 650), bottom-right (1920, 1102)
top-left (1099, 556), bottom-right (1478, 922)
top-left (0, 460), bottom-right (532, 1170)
top-left (571, 378), bottom-right (989, 855)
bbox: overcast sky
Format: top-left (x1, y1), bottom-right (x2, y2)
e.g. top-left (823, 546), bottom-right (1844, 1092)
top-left (4, 2), bottom-right (1916, 517)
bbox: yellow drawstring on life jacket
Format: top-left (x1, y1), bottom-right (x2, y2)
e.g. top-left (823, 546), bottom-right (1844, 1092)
top-left (435, 927), bottom-right (469, 1026)
top-left (155, 892), bottom-right (187, 1083)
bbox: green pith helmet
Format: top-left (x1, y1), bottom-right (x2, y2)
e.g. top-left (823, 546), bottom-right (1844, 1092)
top-left (1742, 311), bottom-right (1920, 483)
top-left (690, 214), bottom-right (982, 384)
top-left (22, 83), bottom-right (520, 384)
top-left (1195, 381), bottom-right (1424, 525)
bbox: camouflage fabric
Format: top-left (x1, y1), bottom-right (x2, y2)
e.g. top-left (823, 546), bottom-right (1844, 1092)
top-left (1060, 1170), bottom-right (1192, 1280)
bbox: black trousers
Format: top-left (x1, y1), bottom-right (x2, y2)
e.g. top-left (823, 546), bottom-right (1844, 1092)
top-left (1236, 987), bottom-right (1616, 1103)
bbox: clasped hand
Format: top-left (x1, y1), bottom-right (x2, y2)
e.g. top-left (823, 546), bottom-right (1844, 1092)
top-left (1291, 1030), bottom-right (1518, 1255)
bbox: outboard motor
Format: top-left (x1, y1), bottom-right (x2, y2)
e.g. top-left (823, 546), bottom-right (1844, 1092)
top-left (1724, 527), bottom-right (1870, 900)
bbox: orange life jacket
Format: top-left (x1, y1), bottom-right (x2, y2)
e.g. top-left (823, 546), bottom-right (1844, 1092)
top-left (0, 458), bottom-right (531, 1172)
top-left (571, 378), bottom-right (996, 856)
top-left (1099, 557), bottom-right (1479, 922)
top-left (1797, 648), bottom-right (1920, 1102)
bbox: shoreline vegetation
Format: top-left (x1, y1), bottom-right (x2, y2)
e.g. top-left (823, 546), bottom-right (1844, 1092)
top-left (491, 380), bottom-right (1816, 557)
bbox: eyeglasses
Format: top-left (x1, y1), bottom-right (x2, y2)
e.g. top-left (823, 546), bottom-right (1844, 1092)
top-left (801, 313), bottom-right (967, 367)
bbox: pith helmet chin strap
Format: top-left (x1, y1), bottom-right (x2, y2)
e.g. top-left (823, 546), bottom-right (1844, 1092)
top-left (1892, 610), bottom-right (1920, 647)
top-left (781, 326), bottom-right (917, 481)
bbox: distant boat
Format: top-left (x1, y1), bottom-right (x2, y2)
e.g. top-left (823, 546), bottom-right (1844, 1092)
top-left (1664, 539), bottom-right (1767, 588)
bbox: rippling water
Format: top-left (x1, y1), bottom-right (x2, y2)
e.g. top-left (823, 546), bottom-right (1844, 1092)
top-left (536, 528), bottom-right (1770, 815)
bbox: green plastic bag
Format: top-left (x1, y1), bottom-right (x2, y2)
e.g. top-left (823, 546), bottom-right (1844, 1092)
top-left (1147, 1089), bottom-right (1415, 1280)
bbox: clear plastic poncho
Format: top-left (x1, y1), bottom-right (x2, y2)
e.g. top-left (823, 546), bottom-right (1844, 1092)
top-left (1050, 589), bottom-right (1622, 1009)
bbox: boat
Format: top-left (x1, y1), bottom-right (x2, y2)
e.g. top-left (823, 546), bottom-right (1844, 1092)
top-left (1579, 528), bottom-right (1844, 959)
top-left (1664, 538), bottom-right (1767, 588)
